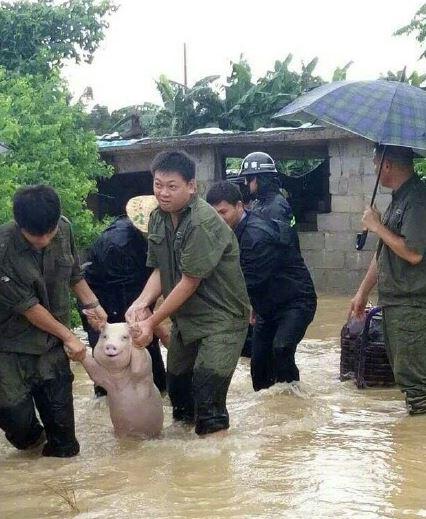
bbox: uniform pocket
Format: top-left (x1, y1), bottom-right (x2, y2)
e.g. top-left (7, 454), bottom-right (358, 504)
top-left (148, 233), bottom-right (165, 245)
top-left (55, 255), bottom-right (74, 280)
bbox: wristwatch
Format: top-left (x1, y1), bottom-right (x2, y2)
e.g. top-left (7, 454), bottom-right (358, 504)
top-left (81, 300), bottom-right (100, 310)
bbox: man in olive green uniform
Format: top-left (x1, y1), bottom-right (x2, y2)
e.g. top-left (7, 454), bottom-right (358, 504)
top-left (350, 145), bottom-right (426, 415)
top-left (125, 151), bottom-right (250, 435)
top-left (0, 185), bottom-right (107, 456)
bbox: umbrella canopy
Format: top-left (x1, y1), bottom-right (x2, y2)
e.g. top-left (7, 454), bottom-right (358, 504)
top-left (274, 80), bottom-right (426, 150)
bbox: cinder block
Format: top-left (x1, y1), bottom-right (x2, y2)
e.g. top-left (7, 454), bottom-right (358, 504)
top-left (311, 268), bottom-right (366, 294)
top-left (325, 232), bottom-right (354, 251)
top-left (329, 156), bottom-right (348, 178)
top-left (344, 251), bottom-right (375, 270)
top-left (317, 213), bottom-right (351, 232)
top-left (348, 176), bottom-right (363, 195)
top-left (329, 177), bottom-right (349, 195)
top-left (303, 250), bottom-right (345, 269)
top-left (363, 175), bottom-right (379, 193)
top-left (331, 195), bottom-right (365, 213)
top-left (299, 232), bottom-right (325, 251)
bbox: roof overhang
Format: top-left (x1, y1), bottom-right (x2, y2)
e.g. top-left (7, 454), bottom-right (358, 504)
top-left (98, 126), bottom-right (359, 160)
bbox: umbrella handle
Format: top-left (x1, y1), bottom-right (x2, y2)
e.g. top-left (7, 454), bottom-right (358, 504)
top-left (354, 146), bottom-right (386, 251)
top-left (356, 230), bottom-right (368, 250)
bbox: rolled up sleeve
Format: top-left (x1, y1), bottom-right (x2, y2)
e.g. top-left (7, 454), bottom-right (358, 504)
top-left (69, 229), bottom-right (84, 286)
top-left (180, 223), bottom-right (229, 279)
top-left (401, 201), bottom-right (426, 255)
top-left (0, 271), bottom-right (39, 314)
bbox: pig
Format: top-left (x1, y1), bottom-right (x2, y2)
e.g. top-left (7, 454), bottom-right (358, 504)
top-left (80, 322), bottom-right (164, 438)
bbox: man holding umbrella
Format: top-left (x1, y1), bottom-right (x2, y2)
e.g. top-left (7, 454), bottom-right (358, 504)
top-left (349, 145), bottom-right (426, 415)
top-left (275, 78), bottom-right (426, 414)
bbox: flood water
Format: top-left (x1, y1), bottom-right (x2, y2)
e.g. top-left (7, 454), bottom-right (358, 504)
top-left (1, 295), bottom-right (426, 518)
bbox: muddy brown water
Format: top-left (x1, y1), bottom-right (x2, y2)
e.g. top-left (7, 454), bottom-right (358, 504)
top-left (1, 296), bottom-right (425, 518)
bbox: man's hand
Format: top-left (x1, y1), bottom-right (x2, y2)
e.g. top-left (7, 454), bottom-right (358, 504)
top-left (348, 291), bottom-right (368, 320)
top-left (83, 304), bottom-right (107, 331)
top-left (362, 206), bottom-right (381, 234)
top-left (125, 301), bottom-right (152, 326)
top-left (249, 309), bottom-right (256, 326)
top-left (130, 318), bottom-right (154, 349)
top-left (64, 334), bottom-right (87, 362)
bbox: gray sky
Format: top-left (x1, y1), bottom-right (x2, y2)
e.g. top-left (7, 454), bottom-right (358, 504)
top-left (63, 0), bottom-right (425, 111)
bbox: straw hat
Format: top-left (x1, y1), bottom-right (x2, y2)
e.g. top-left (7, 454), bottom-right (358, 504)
top-left (126, 195), bottom-right (158, 233)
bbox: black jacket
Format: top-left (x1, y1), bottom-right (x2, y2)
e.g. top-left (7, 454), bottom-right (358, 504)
top-left (84, 216), bottom-right (151, 321)
top-left (252, 191), bottom-right (293, 223)
top-left (235, 211), bottom-right (316, 318)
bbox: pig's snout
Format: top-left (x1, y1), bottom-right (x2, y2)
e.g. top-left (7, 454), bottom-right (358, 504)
top-left (104, 343), bottom-right (120, 356)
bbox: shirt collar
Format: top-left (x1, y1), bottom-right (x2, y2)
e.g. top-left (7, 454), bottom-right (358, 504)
top-left (392, 175), bottom-right (418, 201)
top-left (14, 224), bottom-right (33, 253)
top-left (235, 210), bottom-right (249, 240)
top-left (14, 222), bottom-right (63, 253)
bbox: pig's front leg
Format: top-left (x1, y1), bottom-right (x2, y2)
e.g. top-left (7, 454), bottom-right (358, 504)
top-left (130, 346), bottom-right (153, 381)
top-left (81, 351), bottom-right (112, 392)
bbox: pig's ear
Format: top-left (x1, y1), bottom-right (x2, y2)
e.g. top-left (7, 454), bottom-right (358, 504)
top-left (99, 323), bottom-right (107, 332)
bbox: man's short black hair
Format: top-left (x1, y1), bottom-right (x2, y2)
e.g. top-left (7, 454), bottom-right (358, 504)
top-left (13, 184), bottom-right (61, 235)
top-left (151, 150), bottom-right (195, 182)
top-left (206, 181), bottom-right (242, 206)
top-left (374, 144), bottom-right (414, 168)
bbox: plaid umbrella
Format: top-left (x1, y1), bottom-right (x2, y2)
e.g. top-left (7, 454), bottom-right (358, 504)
top-left (275, 79), bottom-right (426, 250)
top-left (274, 80), bottom-right (426, 150)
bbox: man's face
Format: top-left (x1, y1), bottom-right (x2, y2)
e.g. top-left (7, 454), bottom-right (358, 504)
top-left (21, 226), bottom-right (58, 250)
top-left (213, 200), bottom-right (244, 229)
top-left (153, 170), bottom-right (196, 213)
top-left (373, 152), bottom-right (392, 187)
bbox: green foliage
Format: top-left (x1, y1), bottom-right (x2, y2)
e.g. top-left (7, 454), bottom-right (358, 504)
top-left (88, 55), bottom-right (336, 136)
top-left (415, 158), bottom-right (426, 178)
top-left (395, 3), bottom-right (426, 59)
top-left (278, 159), bottom-right (324, 177)
top-left (0, 68), bottom-right (112, 248)
top-left (332, 61), bottom-right (354, 81)
top-left (0, 0), bottom-right (117, 75)
top-left (381, 68), bottom-right (426, 87)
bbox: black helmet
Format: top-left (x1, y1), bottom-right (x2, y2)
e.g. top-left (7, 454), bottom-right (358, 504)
top-left (239, 152), bottom-right (278, 176)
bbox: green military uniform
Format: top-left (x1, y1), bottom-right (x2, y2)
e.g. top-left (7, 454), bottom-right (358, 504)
top-left (147, 195), bottom-right (250, 434)
top-left (0, 218), bottom-right (82, 455)
top-left (377, 175), bottom-right (426, 414)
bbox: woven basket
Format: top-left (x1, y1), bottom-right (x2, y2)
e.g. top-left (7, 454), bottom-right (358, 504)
top-left (340, 307), bottom-right (395, 389)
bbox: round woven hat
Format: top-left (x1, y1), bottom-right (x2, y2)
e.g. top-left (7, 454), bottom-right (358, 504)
top-left (126, 195), bottom-right (158, 234)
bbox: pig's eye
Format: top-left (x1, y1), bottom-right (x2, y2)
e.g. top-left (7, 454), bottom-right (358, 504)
top-left (122, 335), bottom-right (129, 340)
top-left (102, 334), bottom-right (107, 339)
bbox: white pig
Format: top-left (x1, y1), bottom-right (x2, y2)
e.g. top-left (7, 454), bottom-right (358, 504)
top-left (81, 322), bottom-right (164, 438)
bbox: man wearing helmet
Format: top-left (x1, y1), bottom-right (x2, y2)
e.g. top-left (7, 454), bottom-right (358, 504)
top-left (239, 151), bottom-right (294, 225)
top-left (207, 181), bottom-right (317, 391)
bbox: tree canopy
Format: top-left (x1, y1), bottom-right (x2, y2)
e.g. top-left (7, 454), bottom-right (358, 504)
top-left (0, 69), bottom-right (111, 247)
top-left (87, 55), bottom-right (351, 137)
top-left (395, 3), bottom-right (426, 59)
top-left (0, 0), bottom-right (117, 75)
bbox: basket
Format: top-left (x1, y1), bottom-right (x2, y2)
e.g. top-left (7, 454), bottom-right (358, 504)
top-left (340, 307), bottom-right (395, 388)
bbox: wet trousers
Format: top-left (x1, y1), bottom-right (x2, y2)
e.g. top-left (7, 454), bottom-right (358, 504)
top-left (167, 324), bottom-right (247, 435)
top-left (0, 347), bottom-right (79, 457)
top-left (251, 304), bottom-right (316, 391)
top-left (383, 305), bottom-right (426, 415)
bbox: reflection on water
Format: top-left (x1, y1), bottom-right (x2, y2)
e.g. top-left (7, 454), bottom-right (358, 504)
top-left (1, 296), bottom-right (426, 518)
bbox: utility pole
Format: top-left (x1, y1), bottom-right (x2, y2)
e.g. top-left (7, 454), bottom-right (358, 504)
top-left (183, 42), bottom-right (188, 88)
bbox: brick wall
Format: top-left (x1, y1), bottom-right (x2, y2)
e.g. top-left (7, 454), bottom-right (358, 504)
top-left (300, 138), bottom-right (391, 294)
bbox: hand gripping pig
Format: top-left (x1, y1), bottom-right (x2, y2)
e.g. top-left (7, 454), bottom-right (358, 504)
top-left (79, 322), bottom-right (164, 438)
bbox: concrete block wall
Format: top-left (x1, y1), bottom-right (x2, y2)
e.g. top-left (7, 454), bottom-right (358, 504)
top-left (300, 138), bottom-right (391, 294)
